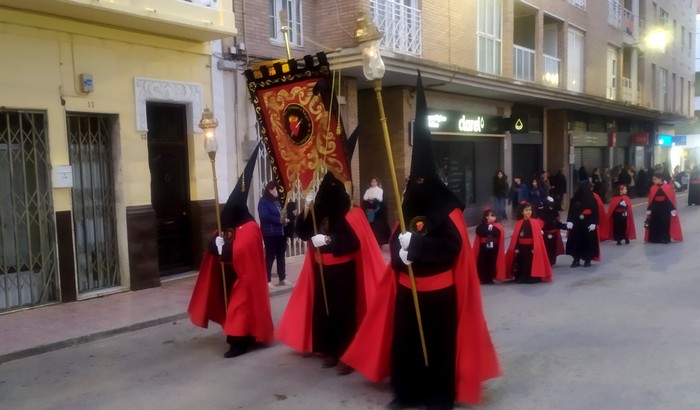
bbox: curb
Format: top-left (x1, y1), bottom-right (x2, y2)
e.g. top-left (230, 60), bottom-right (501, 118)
top-left (0, 286), bottom-right (295, 366)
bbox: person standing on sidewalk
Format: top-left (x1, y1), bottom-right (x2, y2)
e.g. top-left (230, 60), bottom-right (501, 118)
top-left (277, 171), bottom-right (385, 375)
top-left (258, 181), bottom-right (292, 288)
top-left (565, 183), bottom-right (600, 267)
top-left (644, 173), bottom-right (683, 244)
top-left (492, 170), bottom-right (509, 221)
top-left (188, 144), bottom-right (274, 358)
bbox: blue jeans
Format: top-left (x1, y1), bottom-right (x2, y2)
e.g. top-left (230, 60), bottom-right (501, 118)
top-left (493, 197), bottom-right (507, 221)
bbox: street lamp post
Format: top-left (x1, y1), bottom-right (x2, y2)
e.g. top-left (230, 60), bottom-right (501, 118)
top-left (354, 14), bottom-right (429, 367)
top-left (199, 108), bottom-right (228, 308)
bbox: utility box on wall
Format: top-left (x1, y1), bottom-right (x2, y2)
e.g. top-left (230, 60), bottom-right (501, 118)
top-left (52, 165), bottom-right (73, 188)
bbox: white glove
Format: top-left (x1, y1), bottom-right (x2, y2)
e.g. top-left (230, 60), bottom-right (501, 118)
top-left (646, 210), bottom-right (651, 216)
top-left (566, 222), bottom-right (573, 230)
top-left (619, 200), bottom-right (626, 207)
top-left (215, 236), bottom-right (225, 255)
top-left (671, 210), bottom-right (677, 217)
top-left (546, 196), bottom-right (554, 202)
top-left (488, 224), bottom-right (493, 231)
top-left (398, 232), bottom-right (413, 251)
top-left (398, 249), bottom-right (412, 266)
top-left (311, 234), bottom-right (327, 248)
top-left (588, 224), bottom-right (596, 232)
top-left (305, 191), bottom-right (316, 205)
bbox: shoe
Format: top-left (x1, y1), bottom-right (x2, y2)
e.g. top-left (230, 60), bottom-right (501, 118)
top-left (625, 239), bottom-right (630, 244)
top-left (268, 282), bottom-right (276, 291)
top-left (583, 261), bottom-right (592, 267)
top-left (322, 357), bottom-right (339, 368)
top-left (570, 261), bottom-right (581, 268)
top-left (616, 240), bottom-right (621, 246)
top-left (277, 279), bottom-right (294, 287)
top-left (336, 362), bottom-right (354, 375)
top-left (224, 346), bottom-right (247, 358)
top-left (385, 399), bottom-right (414, 410)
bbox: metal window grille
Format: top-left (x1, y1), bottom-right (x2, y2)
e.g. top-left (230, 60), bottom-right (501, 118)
top-left (513, 45), bottom-right (535, 82)
top-left (370, 0), bottom-right (422, 57)
top-left (0, 110), bottom-right (57, 311)
top-left (67, 115), bottom-right (120, 293)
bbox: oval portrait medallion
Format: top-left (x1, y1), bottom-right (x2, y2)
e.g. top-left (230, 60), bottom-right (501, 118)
top-left (283, 104), bottom-right (313, 146)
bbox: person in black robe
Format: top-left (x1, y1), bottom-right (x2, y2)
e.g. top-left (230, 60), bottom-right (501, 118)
top-left (645, 173), bottom-right (675, 244)
top-left (688, 165), bottom-right (700, 206)
top-left (474, 209), bottom-right (501, 284)
top-left (636, 166), bottom-right (648, 198)
top-left (296, 172), bottom-right (359, 370)
top-left (512, 203), bottom-right (538, 283)
top-left (540, 196), bottom-right (567, 266)
top-left (610, 185), bottom-right (632, 245)
top-left (566, 182), bottom-right (599, 267)
top-left (550, 168), bottom-right (567, 211)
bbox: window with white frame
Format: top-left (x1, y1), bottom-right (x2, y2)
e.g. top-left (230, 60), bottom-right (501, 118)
top-left (659, 67), bottom-right (668, 111)
top-left (567, 28), bottom-right (584, 92)
top-left (269, 0), bottom-right (303, 47)
top-left (477, 0), bottom-right (502, 75)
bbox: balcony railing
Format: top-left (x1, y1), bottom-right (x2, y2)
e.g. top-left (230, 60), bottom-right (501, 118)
top-left (621, 76), bottom-right (640, 105)
top-left (370, 0), bottom-right (422, 57)
top-left (568, 0), bottom-right (586, 10)
top-left (513, 45), bottom-right (535, 82)
top-left (543, 54), bottom-right (560, 87)
top-left (608, 0), bottom-right (623, 29)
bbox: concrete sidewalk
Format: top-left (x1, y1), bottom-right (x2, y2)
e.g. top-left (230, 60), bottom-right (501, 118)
top-left (0, 197), bottom-right (650, 365)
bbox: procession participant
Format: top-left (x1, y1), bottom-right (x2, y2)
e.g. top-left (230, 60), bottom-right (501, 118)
top-left (188, 144), bottom-right (274, 358)
top-left (592, 189), bottom-right (610, 243)
top-left (540, 196), bottom-right (567, 267)
top-left (645, 173), bottom-right (683, 243)
top-left (688, 165), bottom-right (700, 206)
top-left (565, 183), bottom-right (600, 267)
top-left (473, 208), bottom-right (506, 284)
top-left (499, 202), bottom-right (552, 284)
top-left (341, 73), bottom-right (500, 409)
top-left (605, 184), bottom-right (636, 245)
top-left (276, 171), bottom-right (385, 375)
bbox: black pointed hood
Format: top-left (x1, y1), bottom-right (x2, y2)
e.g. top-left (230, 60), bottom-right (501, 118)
top-left (346, 125), bottom-right (359, 161)
top-left (221, 142), bottom-right (261, 230)
top-left (403, 71), bottom-right (464, 228)
top-left (314, 171), bottom-right (351, 226)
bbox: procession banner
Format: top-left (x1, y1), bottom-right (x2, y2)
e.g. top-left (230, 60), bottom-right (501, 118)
top-left (245, 52), bottom-right (351, 204)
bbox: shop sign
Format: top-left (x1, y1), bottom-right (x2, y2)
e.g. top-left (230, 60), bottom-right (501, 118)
top-left (657, 135), bottom-right (672, 146)
top-left (672, 136), bottom-right (686, 146)
top-left (608, 132), bottom-right (617, 147)
top-left (426, 110), bottom-right (527, 134)
top-left (631, 132), bottom-right (649, 145)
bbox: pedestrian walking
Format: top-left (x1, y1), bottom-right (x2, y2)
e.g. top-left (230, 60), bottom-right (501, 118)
top-left (500, 202), bottom-right (552, 284)
top-left (277, 172), bottom-right (385, 375)
top-left (688, 165), bottom-right (700, 206)
top-left (527, 178), bottom-right (545, 217)
top-left (492, 170), bottom-right (509, 221)
top-left (508, 175), bottom-right (526, 218)
top-left (341, 73), bottom-right (500, 409)
top-left (473, 208), bottom-right (505, 284)
top-left (258, 181), bottom-right (292, 287)
top-left (188, 144), bottom-right (274, 358)
top-left (540, 196), bottom-right (567, 267)
top-left (644, 173), bottom-right (683, 243)
top-left (605, 184), bottom-right (636, 245)
top-left (578, 161), bottom-right (590, 186)
top-left (565, 183), bottom-right (600, 267)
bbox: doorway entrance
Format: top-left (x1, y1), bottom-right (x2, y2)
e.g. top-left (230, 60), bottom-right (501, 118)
top-left (146, 103), bottom-right (193, 276)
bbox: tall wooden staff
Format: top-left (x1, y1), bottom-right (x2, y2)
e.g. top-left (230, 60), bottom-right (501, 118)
top-left (354, 16), bottom-right (429, 366)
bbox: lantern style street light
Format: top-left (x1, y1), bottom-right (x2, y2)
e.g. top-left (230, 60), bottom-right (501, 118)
top-left (198, 108), bottom-right (228, 307)
top-left (354, 14), bottom-right (428, 367)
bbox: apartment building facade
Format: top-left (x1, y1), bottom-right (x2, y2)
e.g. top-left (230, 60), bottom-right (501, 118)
top-left (0, 0), bottom-right (236, 312)
top-left (224, 0), bottom-right (694, 225)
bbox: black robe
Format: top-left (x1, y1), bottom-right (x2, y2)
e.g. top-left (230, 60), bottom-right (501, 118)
top-left (566, 196), bottom-right (600, 262)
top-left (646, 188), bottom-right (674, 244)
top-left (611, 199), bottom-right (630, 242)
top-left (296, 212), bottom-right (360, 359)
top-left (390, 216), bottom-right (461, 408)
top-left (540, 205), bottom-right (567, 266)
top-left (475, 223), bottom-right (500, 284)
top-left (512, 220), bottom-right (540, 283)
top-left (688, 169), bottom-right (700, 206)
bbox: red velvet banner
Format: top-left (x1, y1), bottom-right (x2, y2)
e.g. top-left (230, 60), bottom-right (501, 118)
top-left (245, 53), bottom-right (351, 204)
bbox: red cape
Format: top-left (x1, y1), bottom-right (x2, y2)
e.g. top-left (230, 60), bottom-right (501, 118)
top-left (593, 193), bottom-right (610, 242)
top-left (500, 218), bottom-right (553, 282)
top-left (188, 222), bottom-right (274, 343)
top-left (341, 209), bottom-right (501, 405)
top-left (276, 207), bottom-right (386, 353)
top-left (645, 183), bottom-right (683, 242)
top-left (472, 223), bottom-right (506, 281)
top-left (605, 195), bottom-right (637, 240)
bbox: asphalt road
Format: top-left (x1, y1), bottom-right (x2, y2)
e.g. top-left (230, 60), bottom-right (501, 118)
top-left (1, 195), bottom-right (698, 410)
